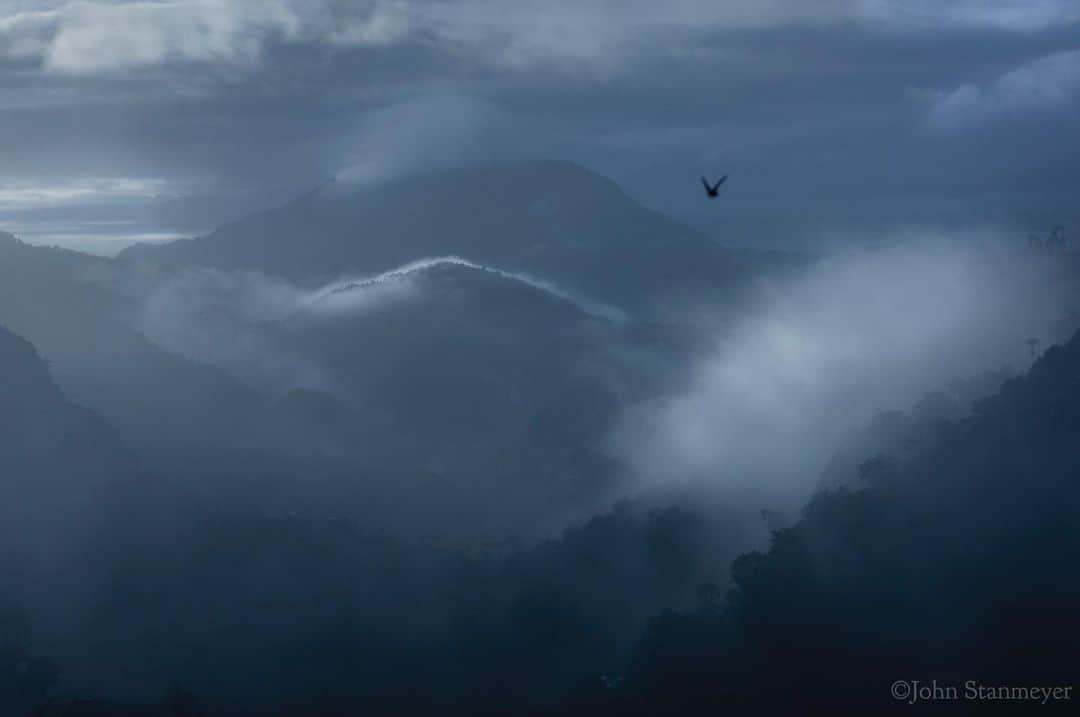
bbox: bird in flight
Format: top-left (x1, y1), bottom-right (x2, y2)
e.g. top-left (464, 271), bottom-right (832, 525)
top-left (701, 174), bottom-right (728, 198)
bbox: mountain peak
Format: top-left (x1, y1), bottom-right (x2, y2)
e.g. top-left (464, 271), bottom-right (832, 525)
top-left (118, 160), bottom-right (745, 314)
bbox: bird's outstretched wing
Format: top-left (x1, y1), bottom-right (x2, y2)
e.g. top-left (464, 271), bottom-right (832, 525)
top-left (713, 174), bottom-right (728, 192)
top-left (701, 177), bottom-right (713, 193)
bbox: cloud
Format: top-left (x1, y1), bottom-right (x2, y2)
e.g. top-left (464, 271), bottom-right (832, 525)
top-left (126, 253), bottom-right (626, 393)
top-left (615, 237), bottom-right (1072, 508)
top-left (0, 8), bottom-right (59, 60)
top-left (3, 0), bottom-right (1077, 77)
top-left (312, 256), bottom-right (629, 323)
top-left (2, 0), bottom-right (1078, 252)
top-left (0, 0), bottom-right (409, 75)
top-left (928, 48), bottom-right (1080, 130)
top-left (46, 1), bottom-right (292, 74)
top-left (0, 176), bottom-right (169, 209)
top-left (133, 263), bottom-right (419, 392)
top-left (862, 0), bottom-right (1080, 32)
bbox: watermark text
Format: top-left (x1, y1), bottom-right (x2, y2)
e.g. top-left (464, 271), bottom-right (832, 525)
top-left (891, 680), bottom-right (1072, 705)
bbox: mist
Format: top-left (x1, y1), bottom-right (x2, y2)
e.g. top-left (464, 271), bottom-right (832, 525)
top-left (5, 162), bottom-right (1080, 717)
top-left (135, 265), bottom-right (412, 392)
top-left (616, 235), bottom-right (1076, 511)
top-left (332, 95), bottom-right (503, 188)
top-left (129, 254), bottom-right (626, 395)
top-left (2, 2), bottom-right (1080, 711)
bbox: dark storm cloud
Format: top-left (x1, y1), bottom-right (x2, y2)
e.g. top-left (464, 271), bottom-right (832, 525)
top-left (0, 0), bottom-right (1078, 251)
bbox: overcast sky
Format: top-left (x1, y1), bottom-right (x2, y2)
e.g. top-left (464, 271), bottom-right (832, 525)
top-left (1, 0), bottom-right (1078, 253)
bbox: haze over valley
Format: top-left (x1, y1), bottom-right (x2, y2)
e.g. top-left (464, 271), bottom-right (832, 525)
top-left (2, 2), bottom-right (1080, 714)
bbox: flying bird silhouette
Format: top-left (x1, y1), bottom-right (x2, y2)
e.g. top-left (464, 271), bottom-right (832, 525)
top-left (701, 175), bottom-right (728, 198)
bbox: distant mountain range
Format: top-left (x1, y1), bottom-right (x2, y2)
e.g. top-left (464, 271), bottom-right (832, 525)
top-left (120, 161), bottom-right (792, 317)
top-left (1, 163), bottom-right (796, 539)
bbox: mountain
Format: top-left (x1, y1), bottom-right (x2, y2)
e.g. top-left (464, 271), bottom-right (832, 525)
top-left (0, 233), bottom-right (282, 477)
top-left (135, 259), bottom-right (666, 537)
top-left (0, 322), bottom-right (140, 694)
top-left (0, 321), bottom-right (135, 525)
top-left (119, 161), bottom-right (788, 316)
top-left (590, 330), bottom-right (1080, 713)
top-left (0, 231), bottom-right (668, 538)
top-left (0, 160), bottom-right (792, 539)
top-left (0, 231), bottom-right (136, 360)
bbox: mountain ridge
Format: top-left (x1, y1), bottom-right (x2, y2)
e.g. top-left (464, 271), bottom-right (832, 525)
top-left (119, 161), bottom-right (790, 315)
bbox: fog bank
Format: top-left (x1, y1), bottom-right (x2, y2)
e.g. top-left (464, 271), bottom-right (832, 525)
top-left (616, 237), bottom-right (1078, 509)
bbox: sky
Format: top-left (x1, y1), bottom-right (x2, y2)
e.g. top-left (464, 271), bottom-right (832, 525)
top-left (0, 0), bottom-right (1078, 253)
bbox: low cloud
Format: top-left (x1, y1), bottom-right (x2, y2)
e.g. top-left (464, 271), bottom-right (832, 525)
top-left (0, 176), bottom-right (169, 210)
top-left (615, 236), bottom-right (1075, 509)
top-left (127, 254), bottom-right (618, 393)
top-left (134, 264), bottom-right (418, 392)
